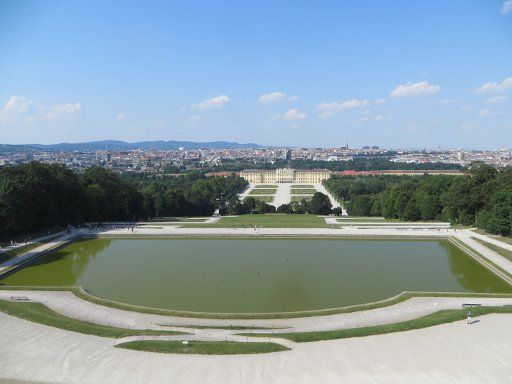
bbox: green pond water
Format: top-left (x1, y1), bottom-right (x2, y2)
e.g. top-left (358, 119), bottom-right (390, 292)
top-left (2, 238), bottom-right (510, 313)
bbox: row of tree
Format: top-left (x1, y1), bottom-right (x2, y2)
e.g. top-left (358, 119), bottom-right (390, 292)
top-left (323, 162), bottom-right (512, 236)
top-left (222, 192), bottom-right (336, 216)
top-left (0, 162), bottom-right (248, 240)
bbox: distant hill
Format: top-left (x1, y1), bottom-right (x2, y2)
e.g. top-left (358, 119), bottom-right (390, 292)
top-left (0, 140), bottom-right (263, 152)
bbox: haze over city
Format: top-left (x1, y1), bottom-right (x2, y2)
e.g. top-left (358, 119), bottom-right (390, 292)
top-left (1, 0), bottom-right (511, 149)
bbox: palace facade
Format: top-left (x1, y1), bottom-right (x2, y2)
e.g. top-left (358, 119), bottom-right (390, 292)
top-left (240, 168), bottom-right (332, 184)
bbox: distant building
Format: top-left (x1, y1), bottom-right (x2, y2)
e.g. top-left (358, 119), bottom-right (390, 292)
top-left (240, 168), bottom-right (332, 183)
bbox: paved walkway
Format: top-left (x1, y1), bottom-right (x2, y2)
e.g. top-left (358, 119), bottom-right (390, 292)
top-left (0, 233), bottom-right (79, 272)
top-left (238, 183), bottom-right (341, 209)
top-left (271, 184), bottom-right (290, 207)
top-left (314, 183), bottom-right (341, 210)
top-left (0, 230), bottom-right (64, 254)
top-left (1, 311), bottom-right (512, 383)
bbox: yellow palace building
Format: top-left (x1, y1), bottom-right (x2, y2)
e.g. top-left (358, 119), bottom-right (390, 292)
top-left (239, 168), bottom-right (332, 184)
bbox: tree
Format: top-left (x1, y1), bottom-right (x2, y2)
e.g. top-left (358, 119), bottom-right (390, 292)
top-left (308, 192), bottom-right (332, 215)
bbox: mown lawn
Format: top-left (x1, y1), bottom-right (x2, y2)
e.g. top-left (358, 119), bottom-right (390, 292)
top-left (0, 299), bottom-right (184, 338)
top-left (183, 214), bottom-right (328, 228)
top-left (238, 306), bottom-right (512, 342)
top-left (251, 196), bottom-right (274, 203)
top-left (291, 196), bottom-right (312, 202)
top-left (473, 238), bottom-right (512, 262)
top-left (249, 189), bottom-right (276, 195)
top-left (115, 340), bottom-right (290, 354)
top-left (290, 188), bottom-right (316, 194)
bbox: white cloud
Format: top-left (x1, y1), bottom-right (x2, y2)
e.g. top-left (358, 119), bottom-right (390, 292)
top-left (390, 81), bottom-right (440, 98)
top-left (375, 98), bottom-right (386, 104)
top-left (474, 77), bottom-right (512, 93)
top-left (1, 95), bottom-right (81, 124)
top-left (502, 0), bottom-right (512, 14)
top-left (317, 98), bottom-right (369, 115)
top-left (361, 110), bottom-right (391, 122)
top-left (274, 108), bottom-right (307, 121)
top-left (39, 103), bottom-right (81, 121)
top-left (259, 92), bottom-right (287, 103)
top-left (194, 95), bottom-right (229, 109)
top-left (485, 96), bottom-right (508, 104)
top-left (2, 95), bottom-right (43, 115)
top-left (479, 109), bottom-right (491, 117)
top-left (117, 112), bottom-right (128, 122)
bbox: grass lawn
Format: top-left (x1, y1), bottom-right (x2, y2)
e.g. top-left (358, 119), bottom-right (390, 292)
top-left (254, 185), bottom-right (277, 188)
top-left (182, 214), bottom-right (328, 228)
top-left (251, 196), bottom-right (274, 203)
top-left (290, 185), bottom-right (314, 188)
top-left (239, 306), bottom-right (512, 343)
top-left (146, 217), bottom-right (208, 223)
top-left (115, 340), bottom-right (290, 354)
top-left (290, 189), bottom-right (316, 194)
top-left (473, 238), bottom-right (512, 262)
top-left (336, 217), bottom-right (387, 222)
top-left (473, 229), bottom-right (512, 246)
top-left (291, 196), bottom-right (312, 202)
top-left (249, 189), bottom-right (276, 195)
top-left (0, 299), bottom-right (185, 338)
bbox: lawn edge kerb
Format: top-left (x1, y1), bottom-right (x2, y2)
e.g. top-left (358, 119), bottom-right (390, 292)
top-left (0, 299), bottom-right (186, 338)
top-left (115, 340), bottom-right (290, 355)
top-left (1, 285), bottom-right (511, 319)
top-left (237, 306), bottom-right (512, 343)
top-left (472, 237), bottom-right (512, 263)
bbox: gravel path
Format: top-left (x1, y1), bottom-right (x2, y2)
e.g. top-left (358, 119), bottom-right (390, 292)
top-left (1, 290), bottom-right (511, 333)
top-left (1, 311), bottom-right (512, 384)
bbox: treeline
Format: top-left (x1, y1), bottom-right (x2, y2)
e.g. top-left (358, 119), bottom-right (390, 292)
top-left (323, 162), bottom-right (512, 236)
top-left (222, 192), bottom-right (336, 216)
top-left (0, 162), bottom-right (248, 240)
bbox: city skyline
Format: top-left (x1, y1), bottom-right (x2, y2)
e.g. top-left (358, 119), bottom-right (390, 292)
top-left (1, 1), bottom-right (511, 148)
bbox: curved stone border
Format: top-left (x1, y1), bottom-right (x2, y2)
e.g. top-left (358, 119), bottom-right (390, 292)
top-left (2, 286), bottom-right (512, 320)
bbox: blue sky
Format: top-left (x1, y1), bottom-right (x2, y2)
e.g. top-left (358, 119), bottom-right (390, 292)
top-left (0, 0), bottom-right (511, 149)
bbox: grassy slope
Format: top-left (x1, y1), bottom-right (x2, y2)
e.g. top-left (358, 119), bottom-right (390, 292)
top-left (473, 229), bottom-right (512, 246)
top-left (239, 306), bottom-right (512, 342)
top-left (472, 238), bottom-right (512, 262)
top-left (0, 299), bottom-right (184, 338)
top-left (115, 340), bottom-right (290, 354)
